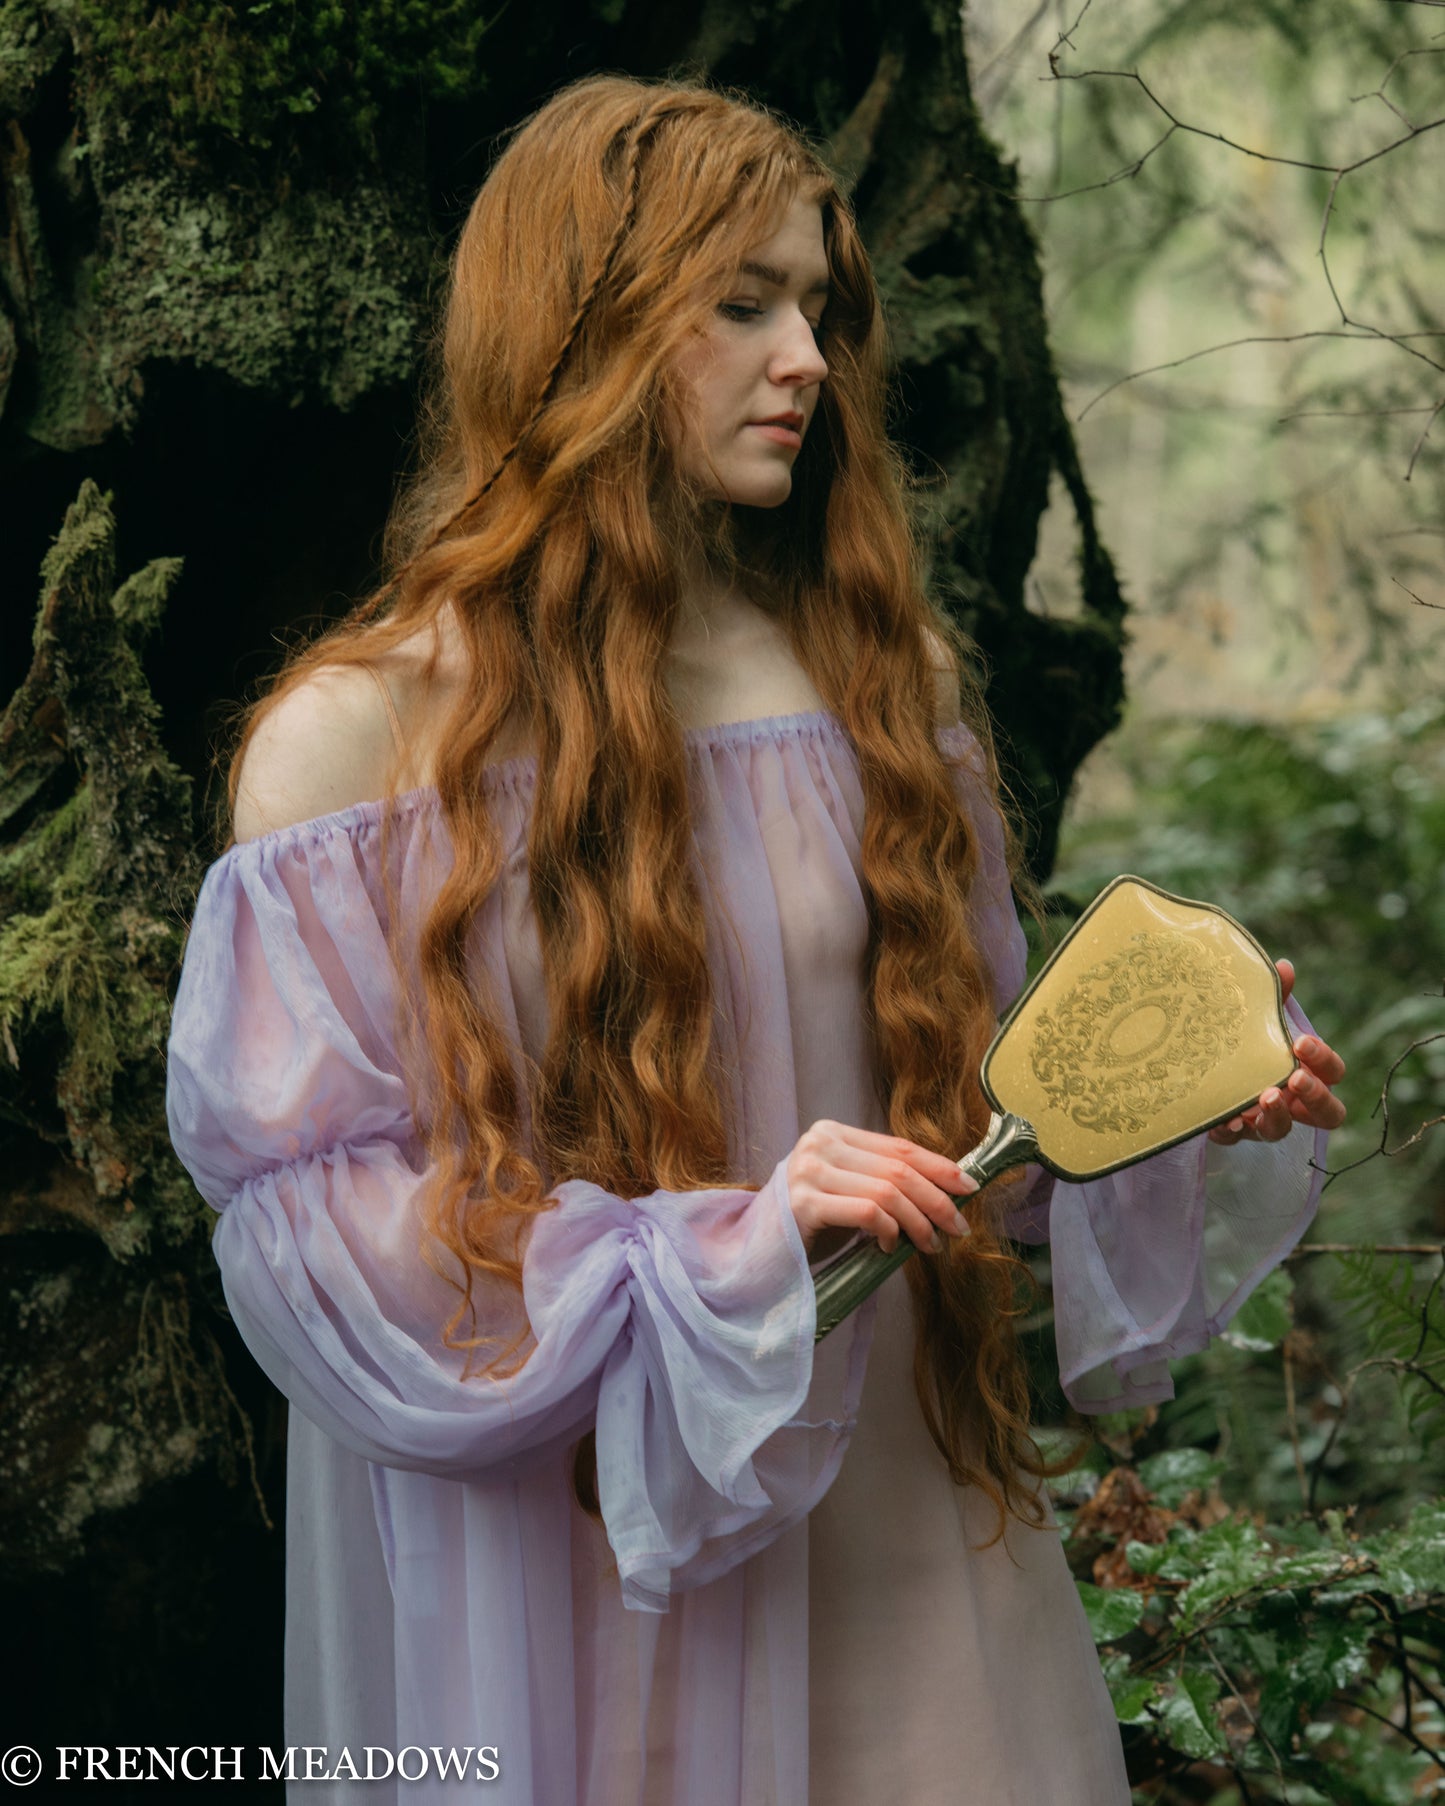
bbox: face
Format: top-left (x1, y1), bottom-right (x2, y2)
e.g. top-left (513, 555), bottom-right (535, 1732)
top-left (667, 195), bottom-right (830, 508)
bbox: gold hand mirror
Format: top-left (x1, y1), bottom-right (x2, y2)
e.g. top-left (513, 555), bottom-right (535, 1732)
top-left (813, 875), bottom-right (1298, 1339)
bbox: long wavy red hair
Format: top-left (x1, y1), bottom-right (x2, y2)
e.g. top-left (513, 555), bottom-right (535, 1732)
top-left (225, 72), bottom-right (1056, 1541)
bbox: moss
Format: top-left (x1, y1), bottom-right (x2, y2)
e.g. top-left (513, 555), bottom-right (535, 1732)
top-left (0, 0), bottom-right (63, 119)
top-left (92, 168), bottom-right (428, 413)
top-left (2, 5), bottom-right (436, 449)
top-left (0, 1255), bottom-right (260, 1572)
top-left (16, 159), bottom-right (429, 448)
top-left (64, 0), bottom-right (492, 164)
top-left (0, 480), bottom-right (204, 1254)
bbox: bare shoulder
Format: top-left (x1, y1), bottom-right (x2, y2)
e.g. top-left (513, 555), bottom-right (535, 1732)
top-left (921, 620), bottom-right (964, 731)
top-left (231, 661), bottom-right (399, 842)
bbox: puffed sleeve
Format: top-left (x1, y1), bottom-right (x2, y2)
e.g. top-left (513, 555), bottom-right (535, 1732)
top-left (939, 723), bottom-right (1328, 1412)
top-left (165, 818), bottom-right (844, 1612)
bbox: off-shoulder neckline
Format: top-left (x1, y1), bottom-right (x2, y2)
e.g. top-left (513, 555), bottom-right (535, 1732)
top-left (226, 709), bottom-right (896, 854)
top-left (223, 708), bottom-right (975, 856)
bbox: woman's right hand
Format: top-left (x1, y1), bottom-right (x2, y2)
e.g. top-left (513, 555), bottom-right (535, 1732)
top-left (784, 1120), bottom-right (977, 1257)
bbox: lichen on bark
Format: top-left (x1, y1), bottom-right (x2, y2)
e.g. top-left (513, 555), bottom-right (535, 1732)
top-left (0, 0), bottom-right (438, 449)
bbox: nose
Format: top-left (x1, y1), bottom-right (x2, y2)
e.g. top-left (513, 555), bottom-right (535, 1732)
top-left (769, 308), bottom-right (828, 390)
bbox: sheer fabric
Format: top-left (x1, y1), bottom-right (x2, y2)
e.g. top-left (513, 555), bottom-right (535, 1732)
top-left (167, 711), bottom-right (1325, 1803)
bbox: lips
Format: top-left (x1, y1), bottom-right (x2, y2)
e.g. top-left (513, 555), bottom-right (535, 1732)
top-left (753, 412), bottom-right (804, 430)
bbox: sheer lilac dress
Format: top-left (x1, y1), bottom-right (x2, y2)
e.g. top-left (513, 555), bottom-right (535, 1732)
top-left (166, 711), bottom-right (1326, 1804)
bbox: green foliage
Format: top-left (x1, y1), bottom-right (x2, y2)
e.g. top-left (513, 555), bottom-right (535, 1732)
top-left (1069, 1488), bottom-right (1445, 1801)
top-left (1220, 1267), bottom-right (1294, 1355)
top-left (68, 0), bottom-right (493, 159)
top-left (1136, 1446), bottom-right (1226, 1509)
top-left (1333, 1253), bottom-right (1445, 1451)
top-left (1078, 1578), bottom-right (1147, 1643)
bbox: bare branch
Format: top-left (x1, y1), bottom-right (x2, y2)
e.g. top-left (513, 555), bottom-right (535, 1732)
top-left (1314, 1030), bottom-right (1445, 1188)
top-left (1288, 1244), bottom-right (1445, 1257)
top-left (1279, 406), bottom-right (1442, 420)
top-left (1350, 1695), bottom-right (1445, 1772)
top-left (983, 22), bottom-right (1445, 472)
top-left (1392, 575), bottom-right (1445, 610)
top-left (1406, 392), bottom-right (1445, 479)
top-left (1077, 331), bottom-right (1445, 424)
top-left (1350, 43), bottom-right (1445, 130)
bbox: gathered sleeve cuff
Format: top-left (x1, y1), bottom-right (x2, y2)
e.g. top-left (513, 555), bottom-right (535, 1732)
top-left (938, 723), bottom-right (1328, 1414)
top-left (165, 820), bottom-right (857, 1611)
top-left (1047, 991), bottom-right (1326, 1413)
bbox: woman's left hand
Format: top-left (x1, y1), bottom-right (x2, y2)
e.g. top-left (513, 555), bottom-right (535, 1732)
top-left (1208, 958), bottom-right (1347, 1145)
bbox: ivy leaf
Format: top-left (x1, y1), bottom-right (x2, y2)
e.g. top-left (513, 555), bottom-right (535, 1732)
top-left (1170, 1520), bottom-right (1272, 1631)
top-left (1124, 1537), bottom-right (1173, 1576)
top-left (1221, 1267), bottom-right (1294, 1352)
top-left (1100, 1653), bottom-right (1155, 1723)
top-left (1076, 1580), bottom-right (1147, 1644)
top-left (1152, 1669), bottom-right (1227, 1760)
top-left (1137, 1446), bottom-right (1223, 1508)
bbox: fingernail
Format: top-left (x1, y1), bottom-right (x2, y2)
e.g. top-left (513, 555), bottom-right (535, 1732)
top-left (1262, 1090), bottom-right (1281, 1109)
top-left (943, 1212), bottom-right (966, 1237)
top-left (1290, 1070), bottom-right (1313, 1094)
top-left (929, 1230), bottom-right (943, 1254)
top-left (1295, 1036), bottom-right (1316, 1058)
top-left (1228, 1118), bottom-right (1245, 1134)
top-left (955, 1165), bottom-right (979, 1194)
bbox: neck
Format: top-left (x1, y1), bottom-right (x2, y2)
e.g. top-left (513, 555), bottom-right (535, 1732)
top-left (671, 504), bottom-right (743, 644)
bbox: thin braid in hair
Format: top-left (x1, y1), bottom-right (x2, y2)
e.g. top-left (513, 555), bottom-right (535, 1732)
top-left (361, 102), bottom-right (665, 624)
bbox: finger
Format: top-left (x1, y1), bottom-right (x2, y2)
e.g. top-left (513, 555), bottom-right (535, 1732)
top-left (830, 1126), bottom-right (975, 1199)
top-left (1274, 958), bottom-right (1295, 1006)
top-left (1285, 1065), bottom-right (1347, 1129)
top-left (1252, 1088), bottom-right (1294, 1143)
top-left (823, 1163), bottom-right (950, 1254)
top-left (811, 1197), bottom-right (908, 1255)
top-left (841, 1138), bottom-right (975, 1238)
top-left (1293, 1033), bottom-right (1347, 1086)
top-left (1211, 1109), bottom-right (1253, 1143)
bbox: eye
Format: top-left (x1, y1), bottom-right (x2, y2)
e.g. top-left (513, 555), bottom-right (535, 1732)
top-left (718, 302), bottom-right (763, 323)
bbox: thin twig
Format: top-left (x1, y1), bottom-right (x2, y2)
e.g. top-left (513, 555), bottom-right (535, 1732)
top-left (1200, 1629), bottom-right (1288, 1791)
top-left (1406, 392), bottom-right (1445, 480)
top-left (1408, 1260), bottom-right (1445, 1366)
top-left (1283, 1336), bottom-right (1309, 1511)
top-left (1349, 1696), bottom-right (1445, 1770)
top-left (1279, 405), bottom-right (1441, 420)
top-left (1287, 1243), bottom-right (1445, 1257)
top-left (1394, 574), bottom-right (1445, 610)
top-left (1314, 1031), bottom-right (1445, 1189)
top-left (982, 25), bottom-right (1445, 470)
top-left (1393, 1602), bottom-right (1414, 1737)
top-left (1077, 332), bottom-right (1445, 424)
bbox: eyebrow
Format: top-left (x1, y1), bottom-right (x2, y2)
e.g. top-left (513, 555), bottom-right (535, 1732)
top-left (739, 259), bottom-right (832, 298)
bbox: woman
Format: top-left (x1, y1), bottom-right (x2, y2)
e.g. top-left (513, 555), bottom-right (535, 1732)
top-left (166, 74), bottom-right (1345, 1803)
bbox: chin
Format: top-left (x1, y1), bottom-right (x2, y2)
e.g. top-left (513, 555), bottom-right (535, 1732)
top-left (723, 472), bottom-right (794, 509)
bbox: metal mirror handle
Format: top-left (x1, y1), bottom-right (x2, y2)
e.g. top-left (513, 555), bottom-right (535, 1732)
top-left (811, 1111), bottom-right (1042, 1340)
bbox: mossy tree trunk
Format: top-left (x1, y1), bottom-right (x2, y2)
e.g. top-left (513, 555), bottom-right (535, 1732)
top-left (0, 0), bottom-right (1125, 1755)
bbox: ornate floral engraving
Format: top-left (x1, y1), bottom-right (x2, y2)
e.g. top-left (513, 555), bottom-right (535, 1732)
top-left (1028, 929), bottom-right (1247, 1135)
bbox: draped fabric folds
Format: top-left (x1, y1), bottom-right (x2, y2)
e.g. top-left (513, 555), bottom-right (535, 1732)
top-left (167, 711), bottom-right (1324, 1804)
